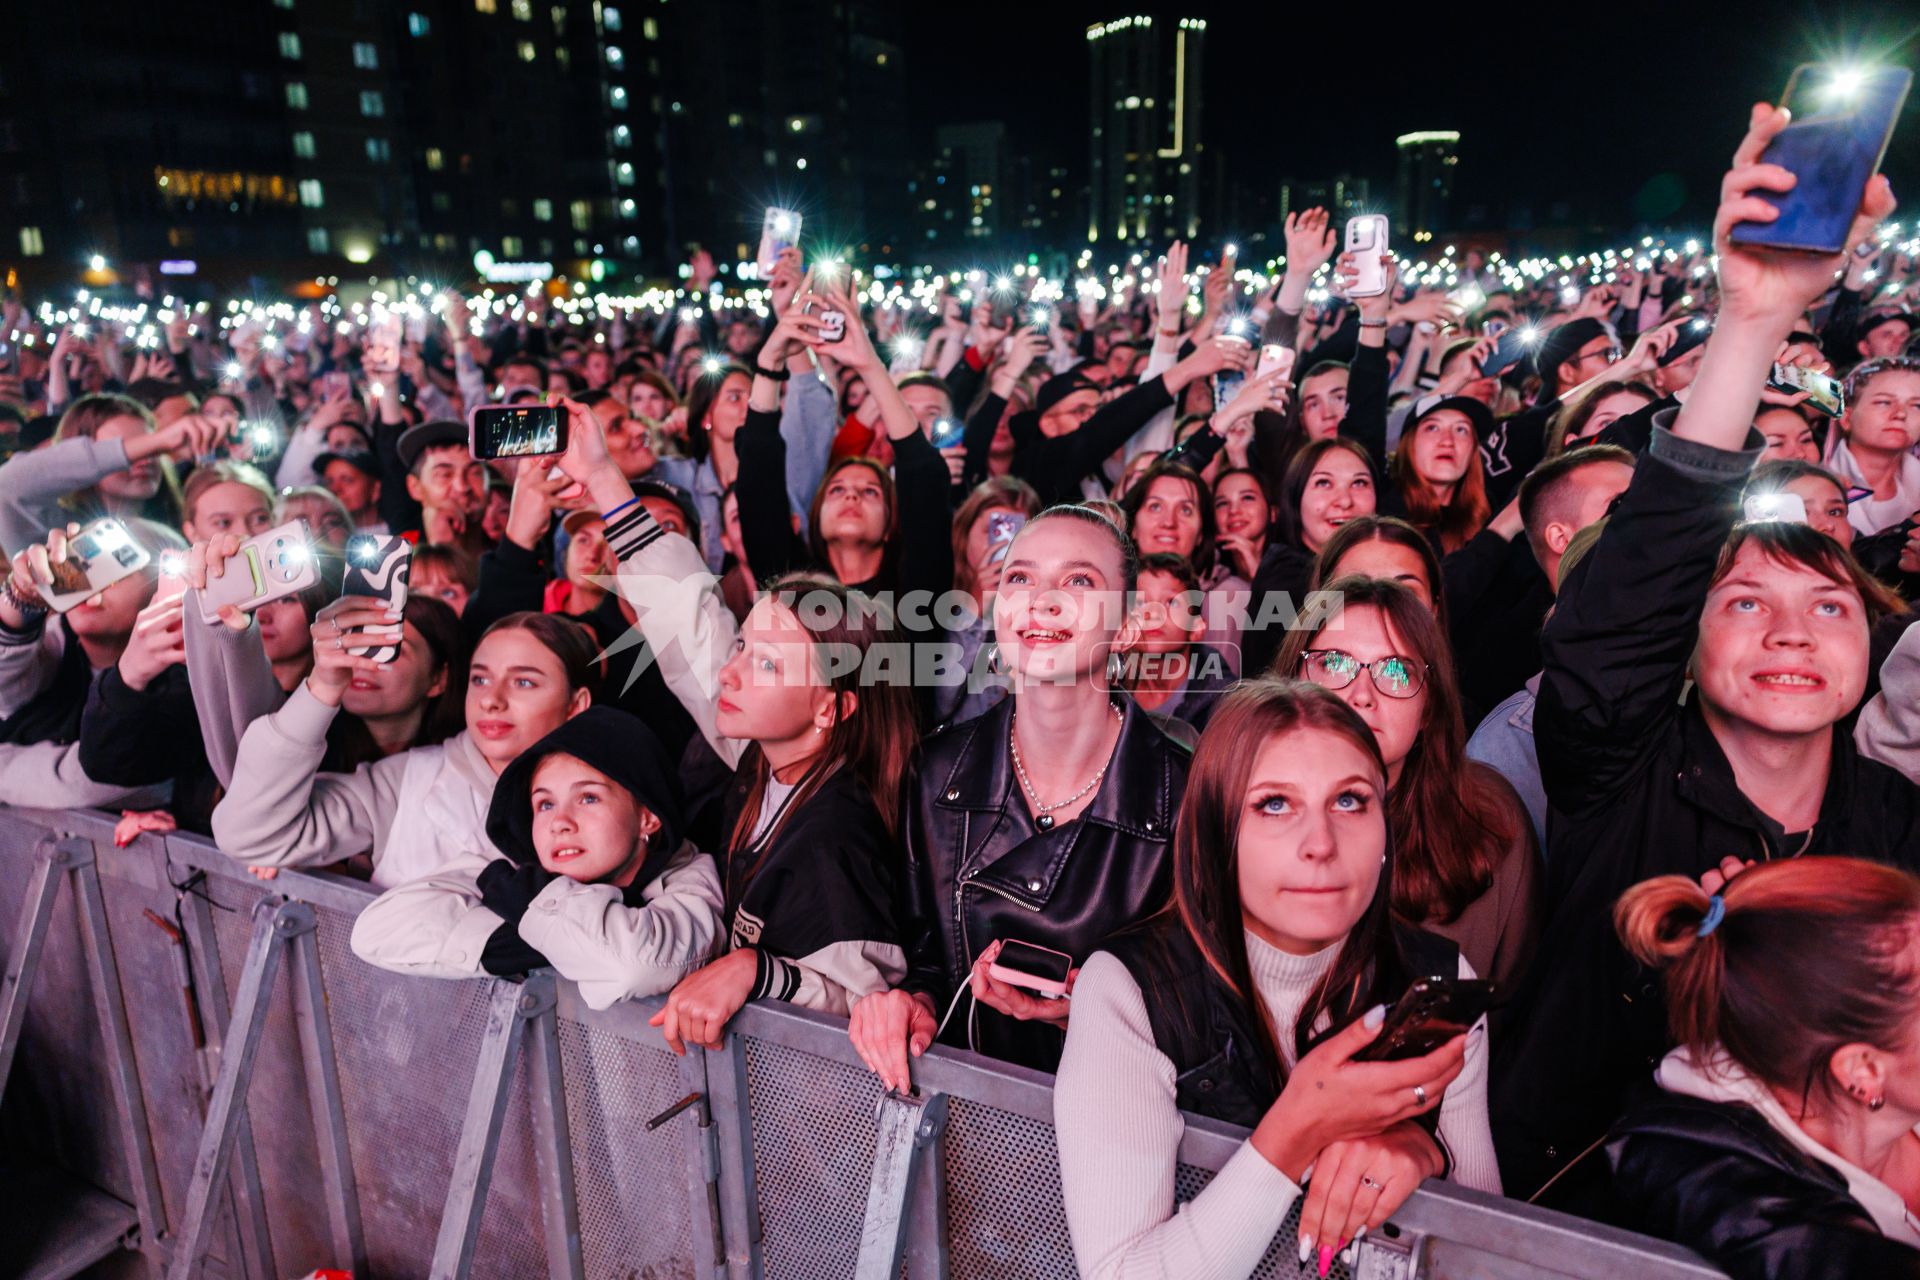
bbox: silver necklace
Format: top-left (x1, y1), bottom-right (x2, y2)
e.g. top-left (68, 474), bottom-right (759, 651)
top-left (1010, 702), bottom-right (1123, 831)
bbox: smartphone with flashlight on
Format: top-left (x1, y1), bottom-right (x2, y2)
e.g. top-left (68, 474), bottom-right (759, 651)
top-left (1730, 64), bottom-right (1913, 253)
top-left (929, 417), bottom-right (966, 450)
top-left (1254, 343), bottom-right (1296, 383)
top-left (365, 311), bottom-right (403, 375)
top-left (1768, 362), bottom-right (1845, 416)
top-left (342, 535), bottom-right (412, 662)
top-left (1345, 215), bottom-right (1392, 298)
top-left (198, 521), bottom-right (321, 623)
top-left (37, 518), bottom-right (152, 614)
top-left (1743, 491), bottom-right (1810, 525)
top-left (757, 207), bottom-right (802, 277)
top-left (469, 402), bottom-right (568, 460)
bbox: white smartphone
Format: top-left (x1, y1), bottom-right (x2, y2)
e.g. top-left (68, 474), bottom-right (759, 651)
top-left (757, 207), bottom-right (802, 277)
top-left (1743, 492), bottom-right (1809, 525)
top-left (39, 518), bottom-right (153, 614)
top-left (198, 520), bottom-right (321, 623)
top-left (1254, 344), bottom-right (1296, 382)
top-left (1345, 215), bottom-right (1392, 298)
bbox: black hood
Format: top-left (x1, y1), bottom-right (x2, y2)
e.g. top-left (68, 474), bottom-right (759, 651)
top-left (484, 706), bottom-right (685, 879)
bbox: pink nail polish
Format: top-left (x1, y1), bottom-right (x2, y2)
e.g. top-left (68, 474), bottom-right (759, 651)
top-left (1317, 1244), bottom-right (1333, 1277)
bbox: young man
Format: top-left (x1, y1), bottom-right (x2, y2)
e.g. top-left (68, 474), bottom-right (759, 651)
top-left (1492, 104), bottom-right (1920, 1204)
top-left (396, 420), bottom-right (486, 550)
top-left (315, 450), bottom-right (386, 532)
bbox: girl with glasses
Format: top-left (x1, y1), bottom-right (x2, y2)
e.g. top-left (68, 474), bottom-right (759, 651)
top-left (1275, 576), bottom-right (1540, 996)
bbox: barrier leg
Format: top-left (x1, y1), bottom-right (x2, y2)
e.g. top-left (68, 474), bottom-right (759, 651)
top-left (853, 1090), bottom-right (949, 1280)
top-left (703, 1032), bottom-right (761, 1280)
top-left (524, 988), bottom-right (584, 1280)
top-left (431, 972), bottom-right (581, 1279)
top-left (72, 843), bottom-right (169, 1268)
top-left (175, 885), bottom-right (275, 1280)
top-left (287, 918), bottom-right (368, 1275)
top-left (168, 897), bottom-right (295, 1280)
top-left (0, 838), bottom-right (66, 1104)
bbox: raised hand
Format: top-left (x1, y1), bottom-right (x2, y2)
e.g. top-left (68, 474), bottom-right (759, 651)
top-left (1284, 208), bottom-right (1339, 280)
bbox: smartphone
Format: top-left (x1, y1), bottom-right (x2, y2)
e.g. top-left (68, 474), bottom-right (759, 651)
top-left (988, 940), bottom-right (1073, 998)
top-left (198, 521), bottom-right (320, 624)
top-left (1254, 344), bottom-right (1295, 382)
top-left (1483, 318), bottom-right (1510, 340)
top-left (1743, 491), bottom-right (1810, 525)
top-left (815, 308), bottom-right (846, 343)
top-left (154, 549), bottom-right (190, 605)
top-left (1354, 977), bottom-right (1497, 1062)
top-left (1478, 327), bottom-right (1535, 379)
top-left (989, 292), bottom-right (1018, 329)
top-left (1769, 362), bottom-right (1845, 416)
top-left (342, 535), bottom-right (411, 662)
top-left (365, 310), bottom-right (403, 375)
top-left (929, 417), bottom-right (965, 450)
top-left (1345, 215), bottom-right (1392, 298)
top-left (985, 510), bottom-right (1026, 566)
top-left (469, 403), bottom-right (567, 460)
top-left (1730, 65), bottom-right (1913, 253)
top-left (1212, 368), bottom-right (1247, 408)
top-left (39, 518), bottom-right (152, 613)
top-left (1027, 304), bottom-right (1054, 339)
top-left (757, 207), bottom-right (802, 276)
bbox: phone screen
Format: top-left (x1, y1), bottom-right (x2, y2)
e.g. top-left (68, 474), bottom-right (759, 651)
top-left (1355, 978), bottom-right (1496, 1062)
top-left (472, 404), bottom-right (566, 459)
top-left (1730, 65), bottom-right (1912, 253)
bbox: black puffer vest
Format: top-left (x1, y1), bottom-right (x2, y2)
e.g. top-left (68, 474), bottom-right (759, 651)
top-left (1106, 917), bottom-right (1459, 1130)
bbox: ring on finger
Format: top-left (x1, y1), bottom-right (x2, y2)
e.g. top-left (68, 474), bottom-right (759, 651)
top-left (1413, 1084), bottom-right (1428, 1108)
top-left (1360, 1174), bottom-right (1385, 1191)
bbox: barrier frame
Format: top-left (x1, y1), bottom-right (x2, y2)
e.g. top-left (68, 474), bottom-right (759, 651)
top-left (0, 805), bottom-right (1727, 1280)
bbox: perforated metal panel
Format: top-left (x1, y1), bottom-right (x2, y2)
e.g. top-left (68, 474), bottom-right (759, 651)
top-left (743, 1035), bottom-right (885, 1278)
top-left (556, 1017), bottom-right (700, 1278)
top-left (1172, 1164), bottom-right (1348, 1279)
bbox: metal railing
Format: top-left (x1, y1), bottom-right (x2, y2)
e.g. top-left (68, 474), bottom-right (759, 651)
top-left (0, 803), bottom-right (1725, 1280)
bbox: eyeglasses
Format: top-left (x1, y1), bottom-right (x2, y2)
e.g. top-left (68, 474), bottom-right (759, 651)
top-left (1299, 649), bottom-right (1429, 699)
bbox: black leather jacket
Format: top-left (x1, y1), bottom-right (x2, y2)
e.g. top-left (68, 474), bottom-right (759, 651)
top-left (902, 696), bottom-right (1189, 1072)
top-left (1609, 1090), bottom-right (1920, 1280)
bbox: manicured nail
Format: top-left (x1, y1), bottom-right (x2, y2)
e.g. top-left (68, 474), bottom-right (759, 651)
top-left (1298, 1234), bottom-right (1313, 1263)
top-left (1363, 1003), bottom-right (1386, 1029)
top-left (1341, 1242), bottom-right (1357, 1266)
top-left (1353, 1225), bottom-right (1368, 1245)
top-left (1317, 1244), bottom-right (1333, 1277)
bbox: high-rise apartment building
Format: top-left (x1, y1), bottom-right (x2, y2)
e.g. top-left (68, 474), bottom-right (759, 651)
top-left (1085, 15), bottom-right (1204, 248)
top-left (1394, 130), bottom-right (1460, 243)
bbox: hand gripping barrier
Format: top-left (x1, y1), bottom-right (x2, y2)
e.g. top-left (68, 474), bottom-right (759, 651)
top-left (0, 805), bottom-right (1729, 1279)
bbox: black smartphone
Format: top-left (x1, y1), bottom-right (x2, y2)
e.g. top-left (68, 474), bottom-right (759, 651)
top-left (342, 535), bottom-right (412, 663)
top-left (929, 417), bottom-right (965, 450)
top-left (1354, 977), bottom-right (1496, 1062)
top-left (469, 403), bottom-right (567, 460)
top-left (1730, 64), bottom-right (1912, 253)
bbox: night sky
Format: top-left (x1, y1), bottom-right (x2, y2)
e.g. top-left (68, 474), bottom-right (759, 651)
top-left (904, 1), bottom-right (1920, 237)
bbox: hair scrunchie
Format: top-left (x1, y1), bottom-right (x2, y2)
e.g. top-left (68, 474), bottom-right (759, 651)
top-left (1696, 894), bottom-right (1727, 938)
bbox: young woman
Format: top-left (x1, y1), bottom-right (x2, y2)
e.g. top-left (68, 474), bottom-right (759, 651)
top-left (1243, 439), bottom-right (1379, 676)
top-left (180, 461), bottom-right (275, 543)
top-left (1544, 381), bottom-right (1661, 458)
top-left (1055, 680), bottom-right (1498, 1280)
top-left (210, 611), bottom-right (599, 889)
top-left (938, 477), bottom-right (1043, 725)
top-left (0, 394), bottom-right (218, 555)
top-left (1610, 859), bottom-right (1920, 1279)
top-left (351, 706), bottom-right (723, 1009)
top-left (1310, 516), bottom-right (1447, 623)
top-left (545, 396), bottom-right (919, 1041)
top-left (275, 485), bottom-right (354, 550)
top-left (411, 542), bottom-right (476, 617)
top-left (849, 504), bottom-right (1193, 1076)
top-left (0, 519), bottom-right (186, 810)
top-left (1276, 578), bottom-right (1539, 993)
top-left (1825, 358), bottom-right (1920, 537)
top-left (1744, 460), bottom-right (1855, 550)
top-left (1755, 405), bottom-right (1822, 464)
top-left (1121, 458), bottom-right (1248, 673)
top-left (1492, 110), bottom-right (1920, 1202)
top-left (1390, 400), bottom-right (1494, 553)
top-left (1211, 467), bottom-right (1273, 585)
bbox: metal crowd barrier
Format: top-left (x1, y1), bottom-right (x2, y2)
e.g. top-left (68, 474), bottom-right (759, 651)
top-left (0, 804), bottom-right (1727, 1280)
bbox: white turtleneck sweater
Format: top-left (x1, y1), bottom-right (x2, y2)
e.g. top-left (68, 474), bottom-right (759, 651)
top-left (1054, 930), bottom-right (1499, 1280)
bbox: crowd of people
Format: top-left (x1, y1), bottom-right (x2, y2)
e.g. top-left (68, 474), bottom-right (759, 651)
top-left (6, 103), bottom-right (1920, 1279)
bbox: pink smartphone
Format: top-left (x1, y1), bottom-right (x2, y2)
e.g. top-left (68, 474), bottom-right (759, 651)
top-left (988, 940), bottom-right (1073, 998)
top-left (198, 520), bottom-right (320, 623)
top-left (1254, 344), bottom-right (1295, 382)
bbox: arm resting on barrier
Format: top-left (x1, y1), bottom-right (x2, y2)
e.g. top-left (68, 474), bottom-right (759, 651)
top-left (0, 739), bottom-right (172, 810)
top-left (210, 681), bottom-right (402, 870)
top-left (1054, 952), bottom-right (1306, 1280)
top-left (350, 849), bottom-right (505, 980)
top-left (516, 844), bottom-right (726, 1011)
top-left (753, 938), bottom-right (909, 1017)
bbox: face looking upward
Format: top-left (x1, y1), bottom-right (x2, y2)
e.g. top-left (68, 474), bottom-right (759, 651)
top-left (465, 627), bottom-right (592, 771)
top-left (1693, 542), bottom-right (1870, 743)
top-left (1298, 451), bottom-right (1376, 552)
top-left (1213, 473), bottom-right (1271, 542)
top-left (1298, 369), bottom-right (1349, 441)
top-left (992, 515), bottom-right (1134, 687)
top-left (530, 753), bottom-right (661, 885)
top-left (1236, 725), bottom-right (1388, 956)
top-left (1408, 410), bottom-right (1475, 487)
top-left (1132, 476), bottom-right (1203, 560)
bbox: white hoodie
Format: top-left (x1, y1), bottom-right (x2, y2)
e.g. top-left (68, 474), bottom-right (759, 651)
top-left (1656, 1045), bottom-right (1920, 1246)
